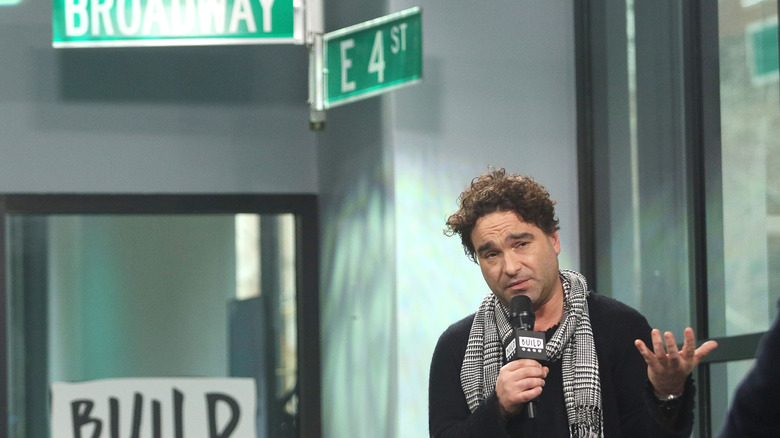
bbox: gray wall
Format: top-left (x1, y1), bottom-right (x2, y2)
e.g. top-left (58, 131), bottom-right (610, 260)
top-left (0, 1), bottom-right (318, 193)
top-left (317, 1), bottom-right (578, 436)
top-left (2, 1), bottom-right (578, 437)
top-left (317, 1), bottom-right (398, 436)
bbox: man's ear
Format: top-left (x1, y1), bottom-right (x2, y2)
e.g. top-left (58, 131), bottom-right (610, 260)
top-left (550, 231), bottom-right (561, 255)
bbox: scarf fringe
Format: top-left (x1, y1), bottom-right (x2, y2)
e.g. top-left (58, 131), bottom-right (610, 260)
top-left (569, 406), bottom-right (603, 438)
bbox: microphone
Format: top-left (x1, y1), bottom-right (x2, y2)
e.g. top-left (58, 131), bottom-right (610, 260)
top-left (510, 295), bottom-right (535, 332)
top-left (509, 295), bottom-right (546, 419)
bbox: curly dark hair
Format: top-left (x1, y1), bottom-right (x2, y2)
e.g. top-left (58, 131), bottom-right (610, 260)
top-left (444, 168), bottom-right (560, 263)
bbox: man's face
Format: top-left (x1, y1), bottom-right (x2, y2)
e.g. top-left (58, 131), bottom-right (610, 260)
top-left (470, 210), bottom-right (561, 309)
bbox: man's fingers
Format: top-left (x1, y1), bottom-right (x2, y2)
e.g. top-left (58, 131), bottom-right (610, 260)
top-left (694, 340), bottom-right (719, 361)
top-left (501, 360), bottom-right (548, 383)
top-left (664, 331), bottom-right (680, 355)
top-left (496, 365), bottom-right (548, 414)
top-left (634, 339), bottom-right (648, 355)
top-left (651, 329), bottom-right (666, 358)
top-left (508, 383), bottom-right (545, 406)
top-left (680, 327), bottom-right (698, 357)
top-left (502, 359), bottom-right (542, 371)
top-left (634, 339), bottom-right (657, 365)
top-left (682, 328), bottom-right (719, 364)
top-left (642, 328), bottom-right (719, 369)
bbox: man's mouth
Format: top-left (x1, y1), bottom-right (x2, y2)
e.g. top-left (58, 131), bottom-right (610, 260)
top-left (507, 279), bottom-right (531, 290)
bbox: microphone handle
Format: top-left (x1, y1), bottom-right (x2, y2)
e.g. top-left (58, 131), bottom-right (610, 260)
top-left (512, 324), bottom-right (539, 420)
top-left (527, 400), bottom-right (537, 419)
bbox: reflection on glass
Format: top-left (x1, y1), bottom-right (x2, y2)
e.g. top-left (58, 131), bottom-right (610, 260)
top-left (6, 214), bottom-right (297, 438)
top-left (237, 214), bottom-right (261, 300)
top-left (599, 0), bottom-right (693, 335)
top-left (715, 0), bottom-right (780, 337)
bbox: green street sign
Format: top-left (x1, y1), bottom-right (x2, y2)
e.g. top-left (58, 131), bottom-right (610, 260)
top-left (322, 7), bottom-right (422, 108)
top-left (52, 0), bottom-right (303, 48)
top-left (748, 20), bottom-right (779, 82)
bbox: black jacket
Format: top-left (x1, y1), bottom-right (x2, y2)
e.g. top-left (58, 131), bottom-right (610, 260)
top-left (718, 299), bottom-right (780, 437)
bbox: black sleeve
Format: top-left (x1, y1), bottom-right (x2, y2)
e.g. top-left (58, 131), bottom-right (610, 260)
top-left (642, 376), bottom-right (695, 435)
top-left (428, 317), bottom-right (511, 438)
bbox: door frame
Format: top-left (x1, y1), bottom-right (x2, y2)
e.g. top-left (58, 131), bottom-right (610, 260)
top-left (0, 193), bottom-right (321, 438)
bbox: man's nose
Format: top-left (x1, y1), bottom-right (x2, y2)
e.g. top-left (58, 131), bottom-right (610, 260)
top-left (504, 251), bottom-right (524, 275)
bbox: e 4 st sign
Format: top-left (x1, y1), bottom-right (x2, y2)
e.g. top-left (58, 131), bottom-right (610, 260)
top-left (52, 0), bottom-right (303, 48)
top-left (322, 7), bottom-right (422, 109)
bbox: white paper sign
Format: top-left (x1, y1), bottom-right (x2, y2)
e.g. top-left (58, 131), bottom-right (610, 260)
top-left (50, 378), bottom-right (256, 438)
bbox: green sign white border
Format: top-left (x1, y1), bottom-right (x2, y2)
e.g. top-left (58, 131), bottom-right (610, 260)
top-left (51, 1), bottom-right (306, 49)
top-left (320, 6), bottom-right (422, 110)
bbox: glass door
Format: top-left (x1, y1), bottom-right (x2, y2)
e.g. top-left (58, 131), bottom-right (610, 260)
top-left (1, 195), bottom-right (320, 438)
top-left (707, 0), bottom-right (780, 433)
top-left (576, 0), bottom-right (779, 435)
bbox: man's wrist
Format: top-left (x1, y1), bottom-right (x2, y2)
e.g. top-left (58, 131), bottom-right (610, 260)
top-left (652, 385), bottom-right (685, 401)
top-left (653, 390), bottom-right (685, 415)
top-left (654, 391), bottom-right (684, 402)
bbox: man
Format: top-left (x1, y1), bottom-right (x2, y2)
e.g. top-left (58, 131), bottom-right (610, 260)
top-left (718, 299), bottom-right (780, 437)
top-left (428, 168), bottom-right (718, 437)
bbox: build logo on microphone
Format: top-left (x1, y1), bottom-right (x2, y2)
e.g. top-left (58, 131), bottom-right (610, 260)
top-left (514, 330), bottom-right (547, 361)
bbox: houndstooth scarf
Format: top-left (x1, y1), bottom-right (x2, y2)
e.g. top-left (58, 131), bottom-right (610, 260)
top-left (460, 270), bottom-right (604, 437)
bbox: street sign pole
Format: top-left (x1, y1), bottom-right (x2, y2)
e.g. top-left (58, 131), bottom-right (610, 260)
top-left (306, 0), bottom-right (326, 130)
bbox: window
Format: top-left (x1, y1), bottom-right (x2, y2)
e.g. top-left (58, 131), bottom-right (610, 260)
top-left (577, 0), bottom-right (779, 436)
top-left (0, 195), bottom-right (320, 438)
top-left (707, 0), bottom-right (780, 432)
